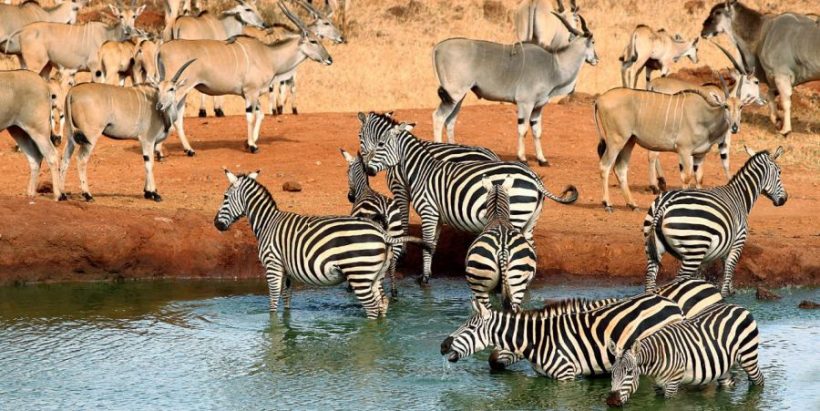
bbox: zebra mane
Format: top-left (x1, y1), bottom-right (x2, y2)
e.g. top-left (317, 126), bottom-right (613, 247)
top-left (236, 175), bottom-right (277, 207)
top-left (728, 150), bottom-right (771, 185)
top-left (540, 298), bottom-right (601, 315)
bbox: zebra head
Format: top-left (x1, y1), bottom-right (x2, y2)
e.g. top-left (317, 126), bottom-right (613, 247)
top-left (441, 299), bottom-right (493, 363)
top-left (744, 146), bottom-right (788, 206)
top-left (214, 169), bottom-right (261, 231)
top-left (606, 339), bottom-right (642, 407)
top-left (340, 148), bottom-right (368, 203)
top-left (363, 122), bottom-right (413, 177)
top-left (357, 111), bottom-right (395, 158)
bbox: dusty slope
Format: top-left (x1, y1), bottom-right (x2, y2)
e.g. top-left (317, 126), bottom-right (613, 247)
top-left (0, 104), bottom-right (816, 286)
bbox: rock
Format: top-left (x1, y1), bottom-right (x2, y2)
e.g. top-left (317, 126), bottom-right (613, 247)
top-left (798, 300), bottom-right (820, 309)
top-left (756, 286), bottom-right (782, 301)
top-left (282, 181), bottom-right (302, 192)
top-left (482, 0), bottom-right (506, 24)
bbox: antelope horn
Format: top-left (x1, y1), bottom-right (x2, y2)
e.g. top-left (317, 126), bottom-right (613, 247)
top-left (710, 39), bottom-right (746, 75)
top-left (171, 59), bottom-right (196, 84)
top-left (570, 0), bottom-right (578, 12)
top-left (717, 71), bottom-right (729, 98)
top-left (551, 11), bottom-right (581, 37)
top-left (578, 14), bottom-right (591, 36)
top-left (556, 0), bottom-right (565, 13)
top-left (278, 1), bottom-right (310, 34)
top-left (156, 52), bottom-right (165, 82)
top-left (294, 0), bottom-right (323, 19)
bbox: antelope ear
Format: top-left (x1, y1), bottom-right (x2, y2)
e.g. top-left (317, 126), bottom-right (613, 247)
top-left (357, 112), bottom-right (366, 124)
top-left (135, 4), bottom-right (146, 16)
top-left (224, 168), bottom-right (238, 185)
top-left (744, 145), bottom-right (756, 157)
top-left (248, 170), bottom-right (260, 180)
top-left (108, 4), bottom-right (120, 17)
top-left (772, 146), bottom-right (784, 160)
top-left (501, 174), bottom-right (514, 192)
top-left (340, 148), bottom-right (355, 163)
top-left (326, 9), bottom-right (334, 18)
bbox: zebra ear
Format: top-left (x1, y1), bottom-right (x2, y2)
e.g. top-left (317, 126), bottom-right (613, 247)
top-left (501, 174), bottom-right (514, 192)
top-left (340, 148), bottom-right (355, 163)
top-left (357, 112), bottom-right (366, 124)
top-left (630, 338), bottom-right (643, 356)
top-left (399, 122), bottom-right (415, 132)
top-left (744, 145), bottom-right (757, 157)
top-left (224, 168), bottom-right (238, 186)
top-left (385, 111), bottom-right (394, 118)
top-left (248, 170), bottom-right (260, 180)
top-left (481, 175), bottom-right (494, 192)
top-left (772, 146), bottom-right (784, 161)
top-left (607, 340), bottom-right (621, 357)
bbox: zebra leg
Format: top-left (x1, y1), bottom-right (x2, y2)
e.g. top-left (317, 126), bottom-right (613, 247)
top-left (720, 239), bottom-right (746, 296)
top-left (516, 104), bottom-right (534, 163)
top-left (419, 214), bottom-right (441, 285)
top-left (263, 258), bottom-right (285, 312)
top-left (389, 251), bottom-right (399, 298)
top-left (282, 277), bottom-right (292, 309)
top-left (718, 133), bottom-right (731, 181)
top-left (662, 379), bottom-right (682, 399)
top-left (739, 347), bottom-right (765, 386)
top-left (693, 153), bottom-right (706, 189)
top-left (718, 372), bottom-right (736, 388)
top-left (644, 230), bottom-right (664, 292)
top-left (348, 273), bottom-right (382, 319)
top-left (531, 105), bottom-right (549, 166)
top-left (488, 349), bottom-right (522, 371)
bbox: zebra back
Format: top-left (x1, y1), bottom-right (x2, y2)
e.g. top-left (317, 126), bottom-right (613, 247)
top-left (654, 278), bottom-right (723, 318)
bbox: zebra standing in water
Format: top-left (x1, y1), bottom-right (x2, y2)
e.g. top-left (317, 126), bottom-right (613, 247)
top-left (441, 294), bottom-right (684, 380)
top-left (607, 303), bottom-right (764, 406)
top-left (488, 278), bottom-right (723, 371)
top-left (363, 121), bottom-right (578, 284)
top-left (644, 146), bottom-right (788, 296)
top-left (465, 175), bottom-right (536, 312)
top-left (213, 169), bottom-right (425, 319)
top-left (340, 148), bottom-right (403, 297)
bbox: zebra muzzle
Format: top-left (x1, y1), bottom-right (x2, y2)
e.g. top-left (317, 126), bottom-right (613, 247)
top-left (365, 166), bottom-right (378, 177)
top-left (214, 218), bottom-right (229, 231)
top-left (606, 392), bottom-right (623, 407)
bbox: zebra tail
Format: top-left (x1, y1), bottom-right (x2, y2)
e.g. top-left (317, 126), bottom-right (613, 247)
top-left (386, 235), bottom-right (433, 253)
top-left (646, 198), bottom-right (667, 265)
top-left (539, 181), bottom-right (579, 204)
top-left (499, 250), bottom-right (513, 310)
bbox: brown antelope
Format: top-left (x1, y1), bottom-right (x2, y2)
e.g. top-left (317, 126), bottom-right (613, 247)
top-left (619, 25), bottom-right (699, 89)
top-left (59, 59), bottom-right (196, 202)
top-left (513, 0), bottom-right (579, 50)
top-left (0, 0), bottom-right (85, 63)
top-left (157, 1), bottom-right (332, 156)
top-left (645, 40), bottom-right (765, 193)
top-left (133, 37), bottom-right (162, 84)
top-left (162, 0), bottom-right (193, 40)
top-left (172, 0), bottom-right (269, 118)
top-left (13, 4), bottom-right (144, 79)
top-left (594, 74), bottom-right (747, 212)
top-left (0, 70), bottom-right (64, 201)
top-left (47, 67), bottom-right (76, 146)
top-left (97, 35), bottom-right (146, 86)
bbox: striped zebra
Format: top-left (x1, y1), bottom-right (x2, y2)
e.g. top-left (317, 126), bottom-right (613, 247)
top-left (357, 111), bottom-right (501, 273)
top-left (363, 121), bottom-right (578, 284)
top-left (340, 148), bottom-right (403, 297)
top-left (465, 175), bottom-right (536, 312)
top-left (213, 169), bottom-right (426, 319)
top-left (644, 146), bottom-right (788, 296)
top-left (488, 278), bottom-right (722, 371)
top-left (606, 303), bottom-right (764, 406)
top-left (441, 294), bottom-right (684, 380)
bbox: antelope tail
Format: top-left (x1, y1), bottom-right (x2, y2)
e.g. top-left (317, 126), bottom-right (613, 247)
top-left (3, 28), bottom-right (22, 54)
top-left (593, 101), bottom-right (606, 159)
top-left (620, 31), bottom-right (639, 67)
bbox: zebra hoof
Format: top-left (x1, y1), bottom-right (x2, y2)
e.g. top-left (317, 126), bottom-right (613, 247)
top-left (214, 108), bottom-right (225, 117)
top-left (185, 149), bottom-right (196, 157)
top-left (657, 177), bottom-right (667, 192)
top-left (198, 109), bottom-right (207, 118)
top-left (58, 193), bottom-right (68, 202)
top-left (488, 351), bottom-right (508, 372)
top-left (391, 288), bottom-right (398, 298)
top-left (537, 159), bottom-right (550, 167)
top-left (417, 276), bottom-right (430, 287)
top-left (292, 108), bottom-right (298, 115)
top-left (346, 283), bottom-right (354, 293)
top-left (82, 192), bottom-right (94, 202)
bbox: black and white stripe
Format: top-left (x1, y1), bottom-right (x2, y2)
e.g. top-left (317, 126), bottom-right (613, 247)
top-left (341, 149), bottom-right (404, 297)
top-left (361, 119), bottom-right (578, 283)
top-left (465, 175), bottom-right (536, 312)
top-left (213, 170), bottom-right (424, 319)
top-left (644, 147), bottom-right (788, 296)
top-left (607, 303), bottom-right (764, 406)
top-left (441, 294), bottom-right (684, 380)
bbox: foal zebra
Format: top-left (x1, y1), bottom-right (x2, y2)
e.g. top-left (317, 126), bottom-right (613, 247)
top-left (488, 278), bottom-right (722, 371)
top-left (364, 121), bottom-right (578, 284)
top-left (341, 148), bottom-right (403, 297)
top-left (214, 169), bottom-right (425, 319)
top-left (442, 294), bottom-right (684, 380)
top-left (607, 303), bottom-right (764, 406)
top-left (465, 175), bottom-right (536, 312)
top-left (644, 146), bottom-right (788, 296)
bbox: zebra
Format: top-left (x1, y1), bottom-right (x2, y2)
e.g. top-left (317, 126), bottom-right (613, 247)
top-left (488, 278), bottom-right (722, 371)
top-left (644, 146), bottom-right (788, 296)
top-left (441, 294), bottom-right (684, 380)
top-left (465, 175), bottom-right (536, 312)
top-left (213, 169), bottom-right (426, 319)
top-left (363, 120), bottom-right (578, 284)
top-left (606, 303), bottom-right (764, 406)
top-left (357, 111), bottom-right (501, 278)
top-left (340, 148), bottom-right (403, 297)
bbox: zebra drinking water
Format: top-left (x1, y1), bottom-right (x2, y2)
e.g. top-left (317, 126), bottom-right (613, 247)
top-left (465, 175), bottom-right (536, 312)
top-left (340, 148), bottom-right (404, 297)
top-left (213, 169), bottom-right (426, 319)
top-left (644, 146), bottom-right (788, 296)
top-left (441, 294), bottom-right (684, 380)
top-left (607, 303), bottom-right (764, 406)
top-left (363, 121), bottom-right (578, 284)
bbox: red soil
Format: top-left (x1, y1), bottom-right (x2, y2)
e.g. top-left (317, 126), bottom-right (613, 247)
top-left (0, 104), bottom-right (817, 287)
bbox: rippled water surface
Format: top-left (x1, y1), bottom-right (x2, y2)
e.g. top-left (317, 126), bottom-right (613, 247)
top-left (0, 279), bottom-right (817, 410)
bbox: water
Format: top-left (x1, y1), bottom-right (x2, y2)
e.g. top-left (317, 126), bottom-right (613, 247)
top-left (0, 279), bottom-right (817, 410)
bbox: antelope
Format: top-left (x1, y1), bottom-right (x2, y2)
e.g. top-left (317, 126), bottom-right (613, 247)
top-left (268, 0), bottom-right (344, 116)
top-left (59, 59), bottom-right (196, 202)
top-left (97, 35), bottom-right (148, 85)
top-left (172, 0), bottom-right (269, 118)
top-left (645, 40), bottom-right (765, 193)
top-left (162, 0), bottom-right (193, 40)
top-left (0, 70), bottom-right (64, 201)
top-left (701, 0), bottom-right (820, 136)
top-left (595, 74), bottom-right (748, 212)
top-left (432, 12), bottom-right (597, 166)
top-left (619, 25), bottom-right (699, 89)
top-left (0, 0), bottom-right (84, 63)
top-left (157, 1), bottom-right (332, 156)
top-left (12, 4), bottom-right (144, 79)
top-left (513, 0), bottom-right (579, 50)
top-left (47, 67), bottom-right (76, 146)
top-left (133, 37), bottom-right (162, 85)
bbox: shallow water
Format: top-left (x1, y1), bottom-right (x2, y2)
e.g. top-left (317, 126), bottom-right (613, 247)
top-left (0, 279), bottom-right (817, 410)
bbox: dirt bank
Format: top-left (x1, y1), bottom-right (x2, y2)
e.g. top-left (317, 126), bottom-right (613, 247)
top-left (0, 104), bottom-right (817, 287)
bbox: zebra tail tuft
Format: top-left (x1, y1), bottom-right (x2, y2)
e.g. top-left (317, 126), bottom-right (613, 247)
top-left (437, 86), bottom-right (454, 105)
top-left (539, 182), bottom-right (579, 204)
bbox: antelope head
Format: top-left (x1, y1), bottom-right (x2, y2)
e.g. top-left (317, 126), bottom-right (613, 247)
top-left (108, 3), bottom-right (146, 38)
top-left (224, 0), bottom-right (269, 30)
top-left (151, 58), bottom-right (196, 130)
top-left (552, 12), bottom-right (598, 65)
top-left (279, 1), bottom-right (333, 66)
top-left (702, 0), bottom-right (738, 38)
top-left (294, 0), bottom-right (345, 44)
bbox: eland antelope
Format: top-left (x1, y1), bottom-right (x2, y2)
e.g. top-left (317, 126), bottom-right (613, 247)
top-left (172, 0), bottom-right (269, 118)
top-left (0, 0), bottom-right (85, 62)
top-left (619, 25), bottom-right (699, 89)
top-left (162, 0), bottom-right (193, 41)
top-left (432, 12), bottom-right (597, 166)
top-left (0, 70), bottom-right (64, 200)
top-left (595, 74), bottom-right (748, 212)
top-left (47, 67), bottom-right (76, 146)
top-left (60, 59), bottom-right (196, 202)
top-left (13, 4), bottom-right (144, 79)
top-left (133, 37), bottom-right (162, 85)
top-left (701, 0), bottom-right (820, 136)
top-left (97, 35), bottom-right (148, 85)
top-left (514, 0), bottom-right (580, 50)
top-left (157, 1), bottom-right (332, 156)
